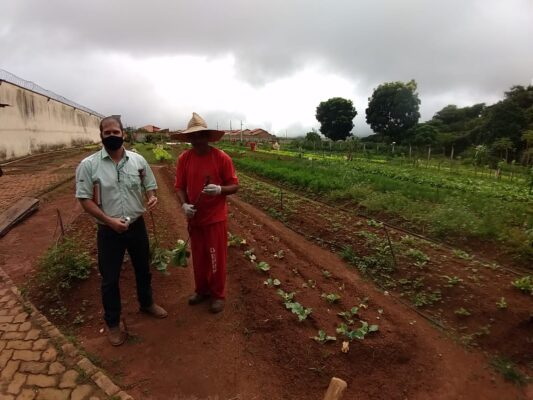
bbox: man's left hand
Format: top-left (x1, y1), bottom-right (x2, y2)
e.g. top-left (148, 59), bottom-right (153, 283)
top-left (146, 195), bottom-right (158, 210)
top-left (202, 184), bottom-right (222, 196)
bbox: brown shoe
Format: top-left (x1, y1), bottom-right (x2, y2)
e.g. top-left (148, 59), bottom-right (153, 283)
top-left (107, 326), bottom-right (127, 346)
top-left (140, 303), bottom-right (168, 319)
top-left (209, 299), bottom-right (225, 314)
top-left (188, 293), bottom-right (210, 305)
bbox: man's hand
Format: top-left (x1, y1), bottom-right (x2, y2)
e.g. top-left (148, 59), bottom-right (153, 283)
top-left (146, 195), bottom-right (158, 211)
top-left (181, 203), bottom-right (197, 218)
top-left (108, 217), bottom-right (129, 233)
top-left (202, 184), bottom-right (222, 196)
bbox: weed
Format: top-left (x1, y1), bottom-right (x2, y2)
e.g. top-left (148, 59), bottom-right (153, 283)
top-left (311, 330), bottom-right (337, 344)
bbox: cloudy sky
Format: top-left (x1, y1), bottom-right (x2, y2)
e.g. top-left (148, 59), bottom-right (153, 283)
top-left (1, 0), bottom-right (532, 136)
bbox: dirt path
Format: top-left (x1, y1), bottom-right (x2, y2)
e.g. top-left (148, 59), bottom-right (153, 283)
top-left (1, 160), bottom-right (531, 399)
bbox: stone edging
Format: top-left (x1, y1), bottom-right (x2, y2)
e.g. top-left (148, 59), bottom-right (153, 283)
top-left (0, 266), bottom-right (135, 400)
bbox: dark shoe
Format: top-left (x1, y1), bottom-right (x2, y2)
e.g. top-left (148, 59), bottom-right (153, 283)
top-left (140, 303), bottom-right (168, 319)
top-left (210, 299), bottom-right (225, 314)
top-left (188, 293), bottom-right (210, 305)
top-left (107, 326), bottom-right (127, 346)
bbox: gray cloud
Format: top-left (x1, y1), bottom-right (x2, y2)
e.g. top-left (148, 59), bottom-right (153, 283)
top-left (2, 0), bottom-right (532, 135)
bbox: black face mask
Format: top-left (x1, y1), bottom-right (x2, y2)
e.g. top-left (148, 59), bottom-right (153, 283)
top-left (102, 135), bottom-right (124, 151)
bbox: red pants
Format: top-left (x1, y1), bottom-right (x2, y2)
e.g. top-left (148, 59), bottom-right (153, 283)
top-left (189, 221), bottom-right (228, 299)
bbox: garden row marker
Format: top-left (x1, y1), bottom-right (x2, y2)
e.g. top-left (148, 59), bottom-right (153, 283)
top-left (323, 377), bottom-right (347, 400)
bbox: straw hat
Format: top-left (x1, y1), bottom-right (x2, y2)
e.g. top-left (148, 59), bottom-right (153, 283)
top-left (171, 112), bottom-right (224, 142)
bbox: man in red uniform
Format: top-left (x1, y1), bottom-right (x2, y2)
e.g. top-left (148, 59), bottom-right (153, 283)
top-left (173, 113), bottom-right (239, 313)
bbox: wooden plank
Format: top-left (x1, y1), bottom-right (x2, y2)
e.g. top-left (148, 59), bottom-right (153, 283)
top-left (323, 377), bottom-right (347, 400)
top-left (0, 197), bottom-right (39, 237)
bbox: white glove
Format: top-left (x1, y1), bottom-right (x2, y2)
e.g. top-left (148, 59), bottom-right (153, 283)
top-left (181, 203), bottom-right (196, 218)
top-left (202, 184), bottom-right (222, 196)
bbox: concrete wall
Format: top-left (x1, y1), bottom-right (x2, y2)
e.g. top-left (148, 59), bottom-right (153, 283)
top-left (0, 81), bottom-right (101, 161)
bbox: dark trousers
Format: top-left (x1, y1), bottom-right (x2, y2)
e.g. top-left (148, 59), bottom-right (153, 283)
top-left (97, 217), bottom-right (153, 328)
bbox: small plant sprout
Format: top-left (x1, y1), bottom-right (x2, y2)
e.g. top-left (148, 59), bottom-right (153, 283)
top-left (256, 261), bottom-right (271, 272)
top-left (228, 232), bottom-right (246, 247)
top-left (442, 275), bottom-right (463, 287)
top-left (367, 219), bottom-right (383, 228)
top-left (311, 330), bottom-right (336, 344)
top-left (276, 289), bottom-right (296, 302)
top-left (285, 302), bottom-right (312, 321)
top-left (244, 248), bottom-right (257, 262)
top-left (405, 248), bottom-right (430, 263)
top-left (273, 250), bottom-right (285, 259)
top-left (453, 249), bottom-right (473, 260)
top-left (511, 276), bottom-right (532, 295)
top-left (322, 269), bottom-right (332, 279)
top-left (337, 307), bottom-right (360, 325)
top-left (336, 321), bottom-right (379, 341)
top-left (454, 307), bottom-right (471, 317)
top-left (322, 293), bottom-right (341, 304)
top-left (264, 278), bottom-right (281, 287)
top-left (496, 297), bottom-right (508, 309)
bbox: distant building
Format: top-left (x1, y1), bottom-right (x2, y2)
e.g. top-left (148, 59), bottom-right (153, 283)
top-left (0, 69), bottom-right (102, 161)
top-left (223, 128), bottom-right (276, 142)
top-left (141, 125), bottom-right (161, 133)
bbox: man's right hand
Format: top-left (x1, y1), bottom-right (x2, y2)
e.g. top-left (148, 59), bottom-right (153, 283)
top-left (181, 203), bottom-right (196, 218)
top-left (108, 217), bottom-right (129, 233)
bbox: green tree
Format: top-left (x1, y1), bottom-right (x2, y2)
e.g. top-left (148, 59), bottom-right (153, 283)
top-left (491, 137), bottom-right (514, 162)
top-left (305, 130), bottom-right (322, 142)
top-left (365, 80), bottom-right (421, 142)
top-left (481, 100), bottom-right (527, 146)
top-left (315, 97), bottom-right (357, 141)
top-left (410, 124), bottom-right (438, 147)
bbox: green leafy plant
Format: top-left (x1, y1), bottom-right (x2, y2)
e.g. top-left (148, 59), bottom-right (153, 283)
top-left (273, 250), bottom-right (285, 259)
top-left (453, 249), bottom-right (473, 260)
top-left (442, 275), bottom-right (463, 287)
top-left (405, 248), bottom-right (430, 263)
top-left (322, 269), bottom-right (332, 278)
top-left (337, 307), bottom-right (360, 325)
top-left (511, 276), bottom-right (532, 295)
top-left (277, 289), bottom-right (296, 302)
top-left (367, 219), bottom-right (384, 228)
top-left (150, 245), bottom-right (172, 273)
top-left (411, 290), bottom-right (441, 307)
top-left (264, 278), bottom-right (281, 287)
top-left (496, 297), bottom-right (507, 309)
top-left (152, 145), bottom-right (173, 162)
top-left (37, 237), bottom-right (92, 300)
top-left (285, 302), bottom-right (313, 321)
top-left (228, 232), bottom-right (246, 247)
top-left (311, 330), bottom-right (337, 344)
top-left (336, 321), bottom-right (379, 341)
top-left (244, 248), bottom-right (257, 262)
top-left (454, 307), bottom-right (471, 317)
top-left (256, 261), bottom-right (271, 272)
top-left (171, 239), bottom-right (190, 267)
top-left (321, 293), bottom-right (341, 304)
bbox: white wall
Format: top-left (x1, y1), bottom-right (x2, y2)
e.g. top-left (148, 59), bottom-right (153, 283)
top-left (0, 81), bottom-right (101, 161)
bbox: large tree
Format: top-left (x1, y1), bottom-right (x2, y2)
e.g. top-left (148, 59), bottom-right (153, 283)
top-left (365, 80), bottom-right (421, 141)
top-left (315, 97), bottom-right (357, 141)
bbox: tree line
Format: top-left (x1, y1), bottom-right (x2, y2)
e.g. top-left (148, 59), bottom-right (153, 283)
top-left (314, 81), bottom-right (533, 165)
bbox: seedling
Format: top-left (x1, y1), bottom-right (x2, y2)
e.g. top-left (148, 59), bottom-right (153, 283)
top-left (453, 249), bottom-right (473, 260)
top-left (336, 321), bottom-right (379, 341)
top-left (286, 302), bottom-right (312, 321)
top-left (151, 246), bottom-right (172, 273)
top-left (405, 248), bottom-right (430, 263)
top-left (511, 276), bottom-right (532, 295)
top-left (256, 261), bottom-right (271, 272)
top-left (337, 307), bottom-right (359, 325)
top-left (496, 297), bottom-right (507, 309)
top-left (277, 289), bottom-right (296, 302)
top-left (367, 219), bottom-right (383, 228)
top-left (244, 248), bottom-right (257, 262)
top-left (264, 278), bottom-right (281, 287)
top-left (322, 269), bottom-right (332, 279)
top-left (228, 232), bottom-right (246, 247)
top-left (171, 239), bottom-right (190, 267)
top-left (311, 330), bottom-right (337, 344)
top-left (273, 250), bottom-right (285, 259)
top-left (321, 293), bottom-right (341, 304)
top-left (454, 307), bottom-right (471, 317)
top-left (442, 275), bottom-right (463, 287)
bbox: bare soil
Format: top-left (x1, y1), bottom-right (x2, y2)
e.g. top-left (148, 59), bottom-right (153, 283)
top-left (0, 160), bottom-right (531, 400)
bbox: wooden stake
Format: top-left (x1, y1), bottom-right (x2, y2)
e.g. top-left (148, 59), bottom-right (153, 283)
top-left (323, 377), bottom-right (347, 400)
